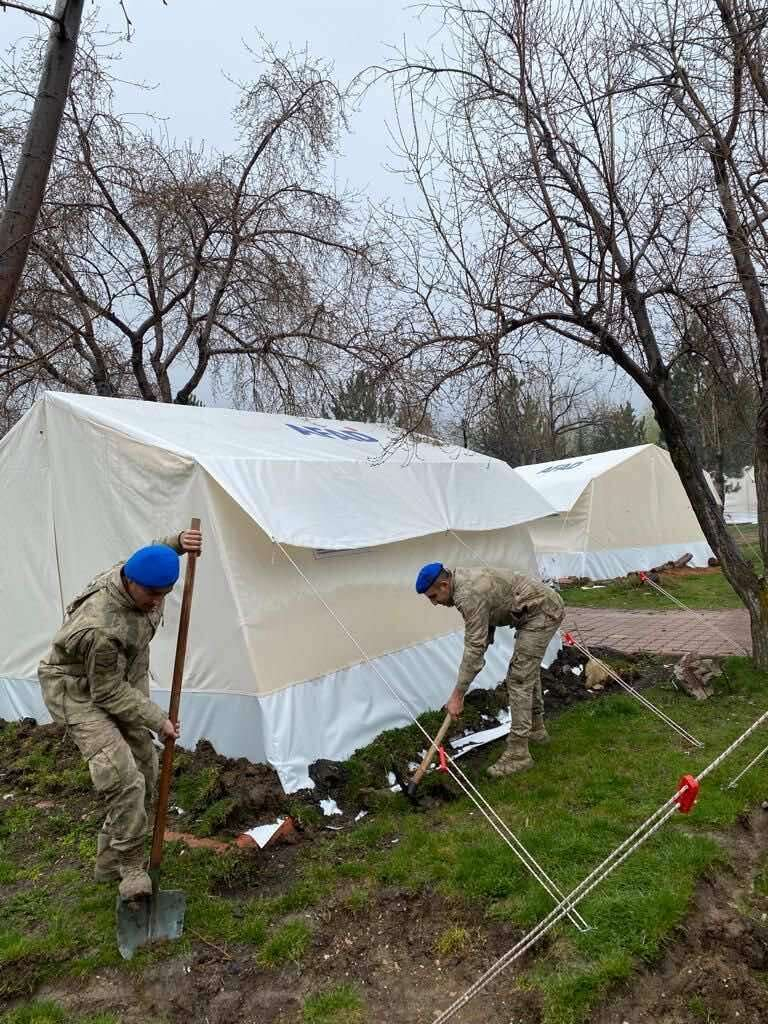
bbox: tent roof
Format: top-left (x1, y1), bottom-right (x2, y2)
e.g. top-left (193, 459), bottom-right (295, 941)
top-left (514, 445), bottom-right (651, 512)
top-left (26, 392), bottom-right (556, 549)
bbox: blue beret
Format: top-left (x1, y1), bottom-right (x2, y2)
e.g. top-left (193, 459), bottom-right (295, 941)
top-left (124, 545), bottom-right (180, 588)
top-left (415, 562), bottom-right (444, 594)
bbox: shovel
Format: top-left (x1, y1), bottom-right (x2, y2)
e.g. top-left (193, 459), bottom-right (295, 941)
top-left (404, 712), bottom-right (454, 799)
top-left (117, 517), bottom-right (200, 960)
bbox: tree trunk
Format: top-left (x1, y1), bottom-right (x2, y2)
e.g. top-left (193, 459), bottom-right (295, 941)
top-left (754, 392), bottom-right (768, 630)
top-left (656, 400), bottom-right (768, 667)
top-left (715, 448), bottom-right (725, 506)
top-left (0, 0), bottom-right (85, 327)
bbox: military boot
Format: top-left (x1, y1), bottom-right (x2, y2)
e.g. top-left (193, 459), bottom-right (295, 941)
top-left (486, 738), bottom-right (534, 778)
top-left (94, 831), bottom-right (121, 883)
top-left (117, 850), bottom-right (152, 901)
top-left (529, 716), bottom-right (550, 744)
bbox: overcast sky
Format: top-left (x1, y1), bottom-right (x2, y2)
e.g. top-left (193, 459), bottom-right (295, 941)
top-left (1, 1), bottom-right (438, 198)
top-left (99, 0), bottom-right (435, 205)
top-left (1, 1), bottom-right (641, 412)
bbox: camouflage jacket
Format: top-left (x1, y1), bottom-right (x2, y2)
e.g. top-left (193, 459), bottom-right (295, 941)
top-left (38, 534), bottom-right (184, 732)
top-left (451, 567), bottom-right (564, 693)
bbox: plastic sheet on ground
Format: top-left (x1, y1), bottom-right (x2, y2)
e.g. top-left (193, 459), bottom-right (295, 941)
top-left (243, 818), bottom-right (285, 848)
top-left (450, 709), bottom-right (512, 758)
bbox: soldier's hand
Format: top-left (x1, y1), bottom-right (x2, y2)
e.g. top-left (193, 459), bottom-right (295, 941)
top-left (179, 528), bottom-right (202, 557)
top-left (159, 718), bottom-right (180, 740)
top-left (446, 689), bottom-right (464, 720)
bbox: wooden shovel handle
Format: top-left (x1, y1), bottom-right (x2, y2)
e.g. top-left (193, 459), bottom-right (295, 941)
top-left (149, 517), bottom-right (200, 871)
top-left (410, 712), bottom-right (453, 787)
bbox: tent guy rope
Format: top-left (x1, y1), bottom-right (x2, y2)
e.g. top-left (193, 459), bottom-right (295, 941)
top-left (274, 540), bottom-right (590, 932)
top-left (561, 632), bottom-right (703, 746)
top-left (429, 703), bottom-right (768, 1024)
top-left (638, 571), bottom-right (751, 656)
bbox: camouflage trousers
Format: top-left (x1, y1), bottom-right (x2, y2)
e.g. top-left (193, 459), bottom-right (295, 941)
top-left (505, 605), bottom-right (565, 741)
top-left (68, 714), bottom-right (159, 857)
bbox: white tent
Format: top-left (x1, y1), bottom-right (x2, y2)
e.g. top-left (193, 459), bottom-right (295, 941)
top-left (724, 467), bottom-right (758, 524)
top-left (0, 393), bottom-right (557, 791)
top-left (514, 444), bottom-right (714, 580)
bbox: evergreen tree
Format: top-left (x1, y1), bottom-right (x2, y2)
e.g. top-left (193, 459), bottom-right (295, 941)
top-left (667, 352), bottom-right (757, 497)
top-left (325, 370), bottom-right (397, 424)
top-left (587, 401), bottom-right (646, 453)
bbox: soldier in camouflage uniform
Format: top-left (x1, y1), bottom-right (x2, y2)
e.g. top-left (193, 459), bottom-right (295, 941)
top-left (415, 562), bottom-right (564, 777)
top-left (38, 528), bottom-right (202, 900)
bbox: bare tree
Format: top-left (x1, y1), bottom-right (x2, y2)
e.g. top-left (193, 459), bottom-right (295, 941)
top-left (1, 39), bottom-right (374, 413)
top-left (379, 0), bottom-right (768, 663)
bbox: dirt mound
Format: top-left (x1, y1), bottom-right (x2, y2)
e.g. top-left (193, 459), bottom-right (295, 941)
top-left (171, 740), bottom-right (307, 836)
top-left (0, 718), bottom-right (88, 796)
top-left (0, 718), bottom-right (303, 837)
top-left (0, 648), bottom-right (661, 838)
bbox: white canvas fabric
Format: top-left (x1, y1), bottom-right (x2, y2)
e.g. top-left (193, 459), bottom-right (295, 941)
top-left (724, 467), bottom-right (758, 523)
top-left (514, 445), bottom-right (715, 580)
top-left (0, 393), bottom-right (557, 791)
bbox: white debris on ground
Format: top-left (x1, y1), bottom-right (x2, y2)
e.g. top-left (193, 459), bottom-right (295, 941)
top-left (243, 818), bottom-right (285, 848)
top-left (451, 710), bottom-right (512, 758)
top-left (320, 797), bottom-right (343, 816)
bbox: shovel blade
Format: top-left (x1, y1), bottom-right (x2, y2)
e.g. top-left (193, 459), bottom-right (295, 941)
top-left (116, 889), bottom-right (186, 960)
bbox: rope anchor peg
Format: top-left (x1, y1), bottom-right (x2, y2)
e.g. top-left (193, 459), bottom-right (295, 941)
top-left (562, 631), bottom-right (575, 646)
top-left (438, 745), bottom-right (448, 772)
top-left (674, 774), bottom-right (700, 814)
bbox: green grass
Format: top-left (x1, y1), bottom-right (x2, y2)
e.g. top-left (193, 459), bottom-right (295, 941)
top-left (0, 1001), bottom-right (124, 1024)
top-left (435, 925), bottom-right (472, 956)
top-left (0, 784), bottom-right (320, 996)
top-left (562, 568), bottom-right (743, 610)
top-left (562, 530), bottom-right (763, 611)
top-left (303, 658), bottom-right (768, 1022)
top-left (2, 658), bottom-right (768, 1022)
top-left (303, 984), bottom-right (364, 1024)
top-left (257, 920), bottom-right (312, 967)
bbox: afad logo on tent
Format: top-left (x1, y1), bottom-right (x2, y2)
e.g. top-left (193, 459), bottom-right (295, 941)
top-left (286, 422), bottom-right (379, 443)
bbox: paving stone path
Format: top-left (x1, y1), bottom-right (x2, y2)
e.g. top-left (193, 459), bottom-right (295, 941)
top-left (564, 606), bottom-right (752, 657)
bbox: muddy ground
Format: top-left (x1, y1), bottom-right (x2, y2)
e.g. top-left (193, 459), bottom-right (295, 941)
top-left (592, 807), bottom-right (768, 1024)
top-left (30, 887), bottom-right (543, 1024)
top-left (9, 806), bottom-right (768, 1024)
top-left (4, 648), bottom-right (765, 1023)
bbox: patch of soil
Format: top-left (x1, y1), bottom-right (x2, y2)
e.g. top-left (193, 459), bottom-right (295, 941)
top-left (33, 886), bottom-right (546, 1024)
top-left (26, 810), bottom-right (768, 1024)
top-left (593, 807), bottom-right (768, 1024)
top-left (306, 646), bottom-right (661, 810)
top-left (0, 718), bottom-right (80, 790)
top-left (174, 738), bottom-right (302, 833)
top-left (0, 718), bottom-right (318, 840)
